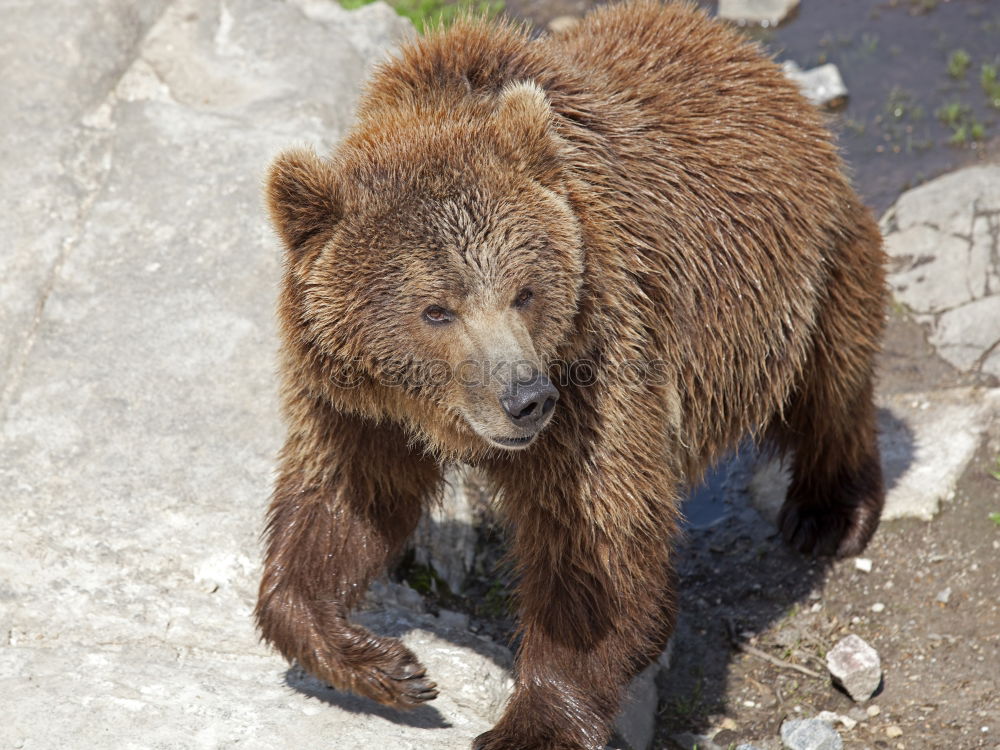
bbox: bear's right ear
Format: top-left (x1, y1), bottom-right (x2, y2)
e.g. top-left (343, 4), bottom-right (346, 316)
top-left (266, 148), bottom-right (342, 254)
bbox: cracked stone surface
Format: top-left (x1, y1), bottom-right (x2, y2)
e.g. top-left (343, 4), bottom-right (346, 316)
top-left (882, 165), bottom-right (1000, 378)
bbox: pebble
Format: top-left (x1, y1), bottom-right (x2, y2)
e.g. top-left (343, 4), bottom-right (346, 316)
top-left (547, 15), bottom-right (578, 33)
top-left (935, 587), bottom-right (952, 604)
top-left (854, 557), bottom-right (873, 573)
top-left (886, 725), bottom-right (904, 739)
top-left (847, 707), bottom-right (870, 723)
top-left (718, 0), bottom-right (799, 26)
top-left (816, 711), bottom-right (858, 731)
top-left (867, 705), bottom-right (882, 717)
top-left (780, 718), bottom-right (844, 750)
top-left (827, 634), bottom-right (883, 702)
top-left (871, 602), bottom-right (886, 613)
top-left (781, 61), bottom-right (849, 109)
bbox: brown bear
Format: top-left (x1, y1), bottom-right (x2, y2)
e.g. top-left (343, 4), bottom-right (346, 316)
top-left (255, 1), bottom-right (887, 748)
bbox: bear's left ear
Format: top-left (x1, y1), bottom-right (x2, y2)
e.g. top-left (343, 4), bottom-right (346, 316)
top-left (266, 148), bottom-right (342, 256)
top-left (492, 81), bottom-right (564, 188)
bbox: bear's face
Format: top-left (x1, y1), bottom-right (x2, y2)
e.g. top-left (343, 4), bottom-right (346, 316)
top-left (268, 83), bottom-right (584, 454)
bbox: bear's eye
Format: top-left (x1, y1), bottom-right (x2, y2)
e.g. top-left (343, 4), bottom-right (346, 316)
top-left (423, 305), bottom-right (454, 325)
top-left (513, 288), bottom-right (534, 308)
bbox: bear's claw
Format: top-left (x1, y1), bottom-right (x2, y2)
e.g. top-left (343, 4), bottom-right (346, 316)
top-left (778, 499), bottom-right (881, 559)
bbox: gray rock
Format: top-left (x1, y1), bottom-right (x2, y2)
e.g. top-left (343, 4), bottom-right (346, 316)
top-left (718, 0), bottom-right (799, 26)
top-left (610, 662), bottom-right (660, 750)
top-left (736, 745), bottom-right (767, 750)
top-left (782, 61), bottom-right (848, 109)
top-left (780, 718), bottom-right (844, 750)
top-left (412, 467), bottom-right (489, 593)
top-left (826, 635), bottom-right (882, 702)
top-left (931, 296), bottom-right (1000, 374)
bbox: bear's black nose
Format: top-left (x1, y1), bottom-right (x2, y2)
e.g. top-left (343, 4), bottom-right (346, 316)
top-left (500, 372), bottom-right (558, 430)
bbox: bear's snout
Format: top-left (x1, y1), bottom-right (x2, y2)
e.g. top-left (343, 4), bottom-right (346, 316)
top-left (499, 372), bottom-right (558, 431)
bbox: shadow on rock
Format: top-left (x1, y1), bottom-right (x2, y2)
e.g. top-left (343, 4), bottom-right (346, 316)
top-left (284, 665), bottom-right (453, 729)
top-left (877, 407), bottom-right (917, 494)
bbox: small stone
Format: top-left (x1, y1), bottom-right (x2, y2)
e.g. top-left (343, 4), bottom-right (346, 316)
top-left (718, 0), bottom-right (799, 26)
top-left (854, 558), bottom-right (873, 573)
top-left (827, 634), bottom-right (883, 702)
top-left (780, 718), bottom-right (844, 750)
top-left (736, 745), bottom-right (765, 750)
top-left (547, 15), bottom-right (579, 33)
top-left (886, 726), bottom-right (904, 739)
top-left (782, 61), bottom-right (848, 109)
top-left (847, 707), bottom-right (869, 723)
top-left (871, 602), bottom-right (886, 613)
top-left (866, 705), bottom-right (882, 717)
top-left (935, 587), bottom-right (951, 604)
top-left (816, 711), bottom-right (858, 731)
top-left (720, 717), bottom-right (738, 731)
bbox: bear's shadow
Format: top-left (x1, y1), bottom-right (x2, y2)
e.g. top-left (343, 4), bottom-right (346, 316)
top-left (283, 665), bottom-right (452, 729)
top-left (661, 408), bottom-right (914, 738)
top-left (279, 409), bottom-right (914, 742)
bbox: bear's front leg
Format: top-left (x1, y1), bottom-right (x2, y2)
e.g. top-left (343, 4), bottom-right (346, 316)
top-left (254, 398), bottom-right (442, 708)
top-left (477, 439), bottom-right (681, 750)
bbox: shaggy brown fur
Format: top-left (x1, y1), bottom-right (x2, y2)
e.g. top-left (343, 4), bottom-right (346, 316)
top-left (255, 2), bottom-right (887, 747)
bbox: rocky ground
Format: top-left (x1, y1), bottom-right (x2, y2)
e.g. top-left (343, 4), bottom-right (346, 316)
top-left (1, 2), bottom-right (998, 750)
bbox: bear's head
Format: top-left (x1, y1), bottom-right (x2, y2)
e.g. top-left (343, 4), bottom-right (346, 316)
top-left (267, 82), bottom-right (585, 456)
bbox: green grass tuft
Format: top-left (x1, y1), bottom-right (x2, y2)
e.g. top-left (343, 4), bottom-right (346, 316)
top-left (981, 63), bottom-right (1000, 109)
top-left (936, 100), bottom-right (987, 145)
top-left (947, 49), bottom-right (971, 79)
top-left (339, 0), bottom-right (503, 33)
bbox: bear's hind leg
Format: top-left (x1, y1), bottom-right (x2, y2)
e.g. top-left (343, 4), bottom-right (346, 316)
top-left (775, 225), bottom-right (887, 558)
top-left (776, 375), bottom-right (884, 558)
